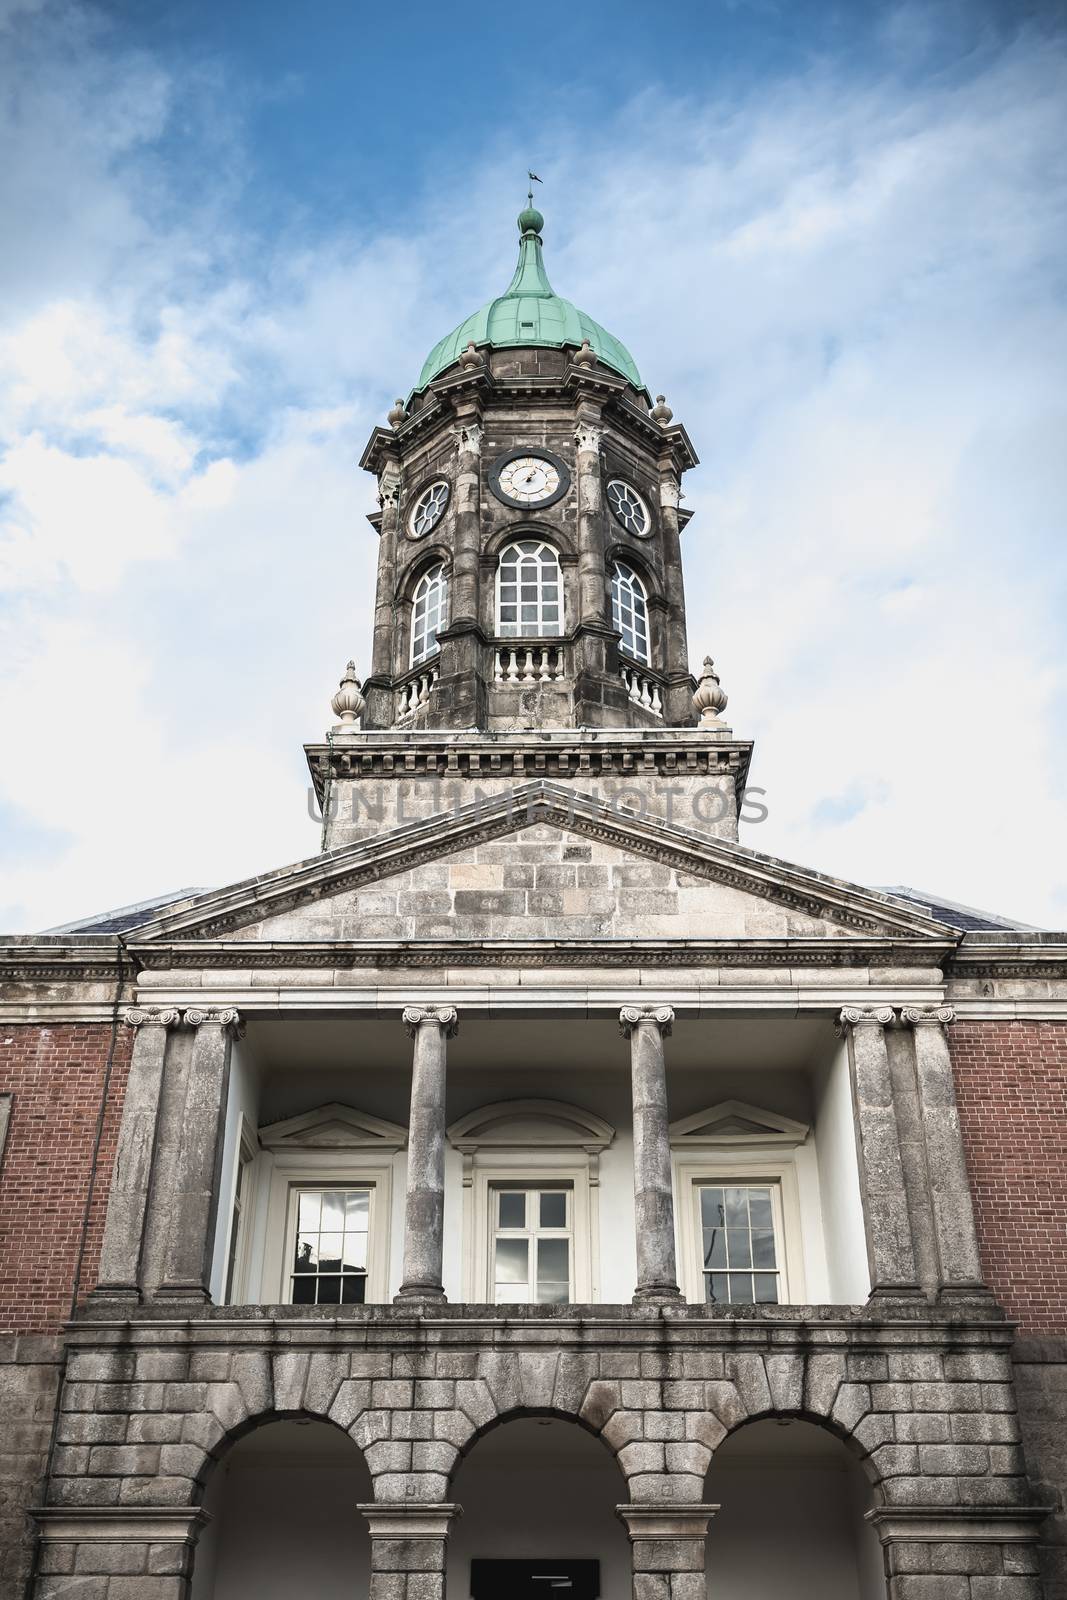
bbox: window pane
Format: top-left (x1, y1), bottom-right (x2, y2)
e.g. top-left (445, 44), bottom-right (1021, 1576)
top-left (537, 1238), bottom-right (569, 1285)
top-left (703, 1228), bottom-right (727, 1270)
top-left (539, 1192), bottom-right (566, 1228)
top-left (749, 1190), bottom-right (774, 1228)
top-left (724, 1189), bottom-right (749, 1227)
top-left (726, 1229), bottom-right (752, 1268)
top-left (707, 1271), bottom-right (729, 1305)
top-left (345, 1192), bottom-right (369, 1228)
top-left (536, 1282), bottom-right (570, 1305)
top-left (317, 1275), bottom-right (342, 1305)
top-left (499, 1191), bottom-right (526, 1228)
top-left (752, 1230), bottom-right (777, 1269)
top-left (318, 1232), bottom-right (343, 1267)
top-left (731, 1274), bottom-right (755, 1304)
top-left (495, 1238), bottom-right (529, 1284)
top-left (291, 1275), bottom-right (315, 1304)
top-left (755, 1273), bottom-right (779, 1304)
top-left (294, 1236), bottom-right (317, 1272)
top-left (342, 1234), bottom-right (368, 1272)
top-left (700, 1188), bottom-right (724, 1227)
top-left (298, 1192), bottom-right (320, 1230)
top-left (341, 1275), bottom-right (367, 1304)
top-left (495, 1283), bottom-right (528, 1304)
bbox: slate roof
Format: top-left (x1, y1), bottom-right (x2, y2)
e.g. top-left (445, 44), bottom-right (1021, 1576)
top-left (42, 889), bottom-right (214, 935)
top-left (874, 887), bottom-right (1039, 933)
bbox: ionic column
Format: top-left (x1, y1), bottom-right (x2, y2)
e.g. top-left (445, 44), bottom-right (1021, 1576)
top-left (359, 1503), bottom-right (462, 1600)
top-left (839, 1007), bottom-right (921, 1298)
top-left (617, 1503), bottom-right (719, 1600)
top-left (156, 1008), bottom-right (241, 1303)
top-left (451, 414), bottom-right (482, 625)
top-left (395, 1006), bottom-right (457, 1303)
top-left (901, 1006), bottom-right (989, 1298)
top-left (620, 1005), bottom-right (682, 1303)
top-left (92, 1007), bottom-right (180, 1302)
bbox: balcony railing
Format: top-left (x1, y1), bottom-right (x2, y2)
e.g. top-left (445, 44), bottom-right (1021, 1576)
top-left (395, 661), bottom-right (439, 724)
top-left (493, 642), bottom-right (565, 685)
top-left (619, 661), bottom-right (663, 716)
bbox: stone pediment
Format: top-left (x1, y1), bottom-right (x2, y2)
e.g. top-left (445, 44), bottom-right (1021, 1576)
top-left (670, 1100), bottom-right (810, 1147)
top-left (129, 781), bottom-right (956, 949)
top-left (258, 1103), bottom-right (407, 1151)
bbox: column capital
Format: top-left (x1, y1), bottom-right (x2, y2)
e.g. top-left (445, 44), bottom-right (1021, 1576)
top-left (124, 1006), bottom-right (180, 1030)
top-left (619, 1004), bottom-right (674, 1039)
top-left (183, 1006), bottom-right (243, 1036)
top-left (402, 1005), bottom-right (458, 1039)
top-left (616, 1503), bottom-right (720, 1539)
top-left (357, 1502), bottom-right (462, 1538)
top-left (574, 422), bottom-right (603, 454)
top-left (900, 1005), bottom-right (956, 1027)
top-left (659, 475), bottom-right (682, 510)
top-left (453, 420), bottom-right (483, 455)
top-left (838, 1005), bottom-right (894, 1032)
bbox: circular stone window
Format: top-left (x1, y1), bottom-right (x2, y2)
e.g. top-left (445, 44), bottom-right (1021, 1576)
top-left (607, 479), bottom-right (651, 537)
top-left (408, 479), bottom-right (450, 538)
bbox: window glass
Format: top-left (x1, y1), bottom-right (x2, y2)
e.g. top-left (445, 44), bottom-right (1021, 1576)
top-left (496, 541), bottom-right (564, 638)
top-left (699, 1184), bottom-right (780, 1306)
top-left (411, 564), bottom-right (448, 666)
top-left (290, 1186), bottom-right (370, 1305)
top-left (611, 561), bottom-right (650, 664)
top-left (492, 1185), bottom-right (572, 1305)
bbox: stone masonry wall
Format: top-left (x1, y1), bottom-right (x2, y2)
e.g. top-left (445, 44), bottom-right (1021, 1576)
top-left (949, 1022), bottom-right (1067, 1335)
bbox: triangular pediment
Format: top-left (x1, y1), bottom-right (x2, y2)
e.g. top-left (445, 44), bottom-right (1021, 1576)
top-left (129, 781), bottom-right (957, 949)
top-left (258, 1103), bottom-right (407, 1151)
top-left (670, 1100), bottom-right (810, 1147)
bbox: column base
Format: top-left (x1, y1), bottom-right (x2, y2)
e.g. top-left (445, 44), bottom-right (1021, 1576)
top-left (632, 1285), bottom-right (684, 1305)
top-left (867, 1283), bottom-right (926, 1302)
top-left (153, 1283), bottom-right (212, 1305)
top-left (938, 1282), bottom-right (996, 1303)
top-left (393, 1285), bottom-right (447, 1305)
top-left (87, 1284), bottom-right (140, 1306)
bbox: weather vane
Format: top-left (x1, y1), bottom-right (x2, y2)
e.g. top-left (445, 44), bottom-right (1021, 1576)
top-left (527, 170), bottom-right (543, 206)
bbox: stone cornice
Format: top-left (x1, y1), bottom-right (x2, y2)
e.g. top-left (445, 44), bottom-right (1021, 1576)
top-left (121, 782), bottom-right (957, 944)
top-left (946, 936), bottom-right (1067, 981)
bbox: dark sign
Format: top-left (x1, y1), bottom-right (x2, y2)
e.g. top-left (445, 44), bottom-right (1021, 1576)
top-left (470, 1559), bottom-right (600, 1599)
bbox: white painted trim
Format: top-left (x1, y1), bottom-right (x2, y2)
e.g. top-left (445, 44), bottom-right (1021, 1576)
top-left (673, 1151), bottom-right (807, 1306)
top-left (670, 1099), bottom-right (809, 1147)
top-left (258, 1102), bottom-right (407, 1151)
top-left (221, 1115), bottom-right (258, 1306)
top-left (462, 1156), bottom-right (597, 1303)
top-left (255, 1152), bottom-right (394, 1306)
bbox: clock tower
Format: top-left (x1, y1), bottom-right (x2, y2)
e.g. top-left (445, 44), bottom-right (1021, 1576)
top-left (308, 204), bottom-right (752, 846)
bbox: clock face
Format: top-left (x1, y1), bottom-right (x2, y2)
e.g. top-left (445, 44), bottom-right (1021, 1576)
top-left (408, 479), bottom-right (450, 538)
top-left (607, 478), bottom-right (651, 537)
top-left (490, 448), bottom-right (570, 510)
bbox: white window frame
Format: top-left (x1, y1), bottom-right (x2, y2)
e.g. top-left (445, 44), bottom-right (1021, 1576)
top-left (489, 1181), bottom-right (575, 1305)
top-left (495, 539), bottom-right (564, 638)
top-left (410, 563), bottom-right (448, 667)
top-left (223, 1121), bottom-right (257, 1305)
top-left (256, 1152), bottom-right (395, 1306)
top-left (465, 1159), bottom-right (596, 1303)
top-left (611, 560), bottom-right (650, 664)
top-left (673, 1152), bottom-right (806, 1306)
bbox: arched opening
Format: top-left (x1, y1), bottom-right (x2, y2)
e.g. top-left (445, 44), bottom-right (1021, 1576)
top-left (705, 1418), bottom-right (886, 1600)
top-left (192, 1418), bottom-right (373, 1600)
top-left (448, 1415), bottom-right (628, 1598)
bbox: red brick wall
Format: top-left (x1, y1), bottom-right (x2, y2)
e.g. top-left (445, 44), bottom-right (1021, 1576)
top-left (0, 1023), bottom-right (131, 1333)
top-left (950, 1020), bottom-right (1067, 1335)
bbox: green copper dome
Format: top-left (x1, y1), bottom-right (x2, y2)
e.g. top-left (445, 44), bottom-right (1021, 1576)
top-left (414, 209), bottom-right (645, 394)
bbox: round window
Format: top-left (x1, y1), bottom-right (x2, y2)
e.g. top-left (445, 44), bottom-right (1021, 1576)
top-left (607, 479), bottom-right (651, 537)
top-left (409, 479), bottom-right (450, 538)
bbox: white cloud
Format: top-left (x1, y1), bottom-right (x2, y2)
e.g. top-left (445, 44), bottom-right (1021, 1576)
top-left (0, 3), bottom-right (1064, 932)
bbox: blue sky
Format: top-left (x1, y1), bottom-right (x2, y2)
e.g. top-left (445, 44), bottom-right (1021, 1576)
top-left (1, 0), bottom-right (1066, 931)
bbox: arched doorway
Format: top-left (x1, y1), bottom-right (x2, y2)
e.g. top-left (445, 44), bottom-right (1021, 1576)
top-left (705, 1418), bottom-right (886, 1599)
top-left (448, 1416), bottom-right (629, 1599)
top-left (192, 1418), bottom-right (373, 1600)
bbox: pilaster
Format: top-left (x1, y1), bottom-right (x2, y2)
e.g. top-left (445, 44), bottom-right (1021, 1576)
top-left (617, 1503), bottom-right (719, 1600)
top-left (359, 1502), bottom-right (461, 1600)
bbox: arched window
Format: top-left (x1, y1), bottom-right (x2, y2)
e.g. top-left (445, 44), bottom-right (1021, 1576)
top-left (496, 540), bottom-right (563, 638)
top-left (611, 561), bottom-right (650, 664)
top-left (410, 563), bottom-right (448, 666)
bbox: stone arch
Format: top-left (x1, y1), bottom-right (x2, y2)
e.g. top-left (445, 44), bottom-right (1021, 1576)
top-left (481, 517), bottom-right (578, 563)
top-left (394, 542), bottom-right (453, 604)
top-left (448, 1402), bottom-right (627, 1485)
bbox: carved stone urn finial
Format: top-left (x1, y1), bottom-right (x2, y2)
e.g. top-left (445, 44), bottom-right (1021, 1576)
top-left (387, 398), bottom-right (406, 429)
top-left (693, 655), bottom-right (729, 727)
top-left (574, 338), bottom-right (596, 368)
top-left (651, 393), bottom-right (673, 425)
top-left (330, 660), bottom-right (365, 734)
top-left (459, 341), bottom-right (484, 370)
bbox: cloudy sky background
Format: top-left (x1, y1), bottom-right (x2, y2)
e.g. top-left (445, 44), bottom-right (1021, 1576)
top-left (1, 0), bottom-right (1065, 932)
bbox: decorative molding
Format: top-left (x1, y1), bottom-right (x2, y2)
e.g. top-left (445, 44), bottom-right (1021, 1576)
top-left (838, 1005), bottom-right (895, 1031)
top-left (377, 466), bottom-right (401, 507)
top-left (669, 1099), bottom-right (810, 1148)
top-left (574, 423), bottom-right (603, 453)
top-left (865, 1506), bottom-right (1050, 1545)
top-left (900, 1005), bottom-right (956, 1027)
top-left (453, 421), bottom-right (483, 455)
top-left (258, 1102), bottom-right (407, 1152)
top-left (620, 1004), bottom-right (674, 1037)
top-left (32, 1507), bottom-right (211, 1543)
top-left (357, 1502), bottom-right (461, 1539)
top-left (124, 1006), bottom-right (180, 1029)
top-left (184, 1006), bottom-right (242, 1035)
top-left (659, 477), bottom-right (681, 510)
top-left (403, 1004), bottom-right (459, 1038)
top-left (448, 1097), bottom-right (614, 1187)
top-left (616, 1504), bottom-right (720, 1539)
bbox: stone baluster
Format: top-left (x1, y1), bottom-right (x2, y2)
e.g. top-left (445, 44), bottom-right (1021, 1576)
top-left (359, 1503), bottom-right (462, 1600)
top-left (901, 1006), bottom-right (989, 1299)
top-left (156, 1008), bottom-right (242, 1303)
top-left (620, 1005), bottom-right (683, 1303)
top-left (92, 1007), bottom-right (180, 1302)
top-left (838, 1007), bottom-right (921, 1298)
top-left (395, 1006), bottom-right (457, 1303)
top-left (617, 1503), bottom-right (719, 1600)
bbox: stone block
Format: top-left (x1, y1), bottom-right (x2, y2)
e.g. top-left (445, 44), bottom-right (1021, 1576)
top-left (374, 1472), bottom-right (448, 1501)
top-left (919, 1443), bottom-right (990, 1476)
top-left (231, 1352), bottom-right (273, 1418)
top-left (804, 1354), bottom-right (847, 1418)
top-left (36, 1580), bottom-right (109, 1599)
top-left (87, 1445), bottom-right (162, 1477)
top-left (952, 1412), bottom-right (1021, 1444)
top-left (518, 1352), bottom-right (559, 1409)
top-left (365, 1440), bottom-right (413, 1474)
top-left (618, 1441), bottom-right (667, 1477)
top-left (414, 1380), bottom-right (455, 1410)
top-left (622, 1381), bottom-right (663, 1411)
top-left (644, 1412), bottom-right (686, 1441)
top-left (831, 1383), bottom-right (871, 1434)
top-left (329, 1379), bottom-right (372, 1430)
top-left (126, 1414), bottom-right (183, 1445)
top-left (351, 1408), bottom-right (391, 1449)
top-left (896, 1413), bottom-right (950, 1443)
top-left (411, 1440), bottom-right (458, 1474)
top-left (724, 1357), bottom-right (771, 1418)
top-left (553, 1352), bottom-right (600, 1415)
top-left (272, 1352), bottom-right (310, 1413)
top-left (703, 1382), bottom-right (745, 1431)
top-left (579, 1380), bottom-right (621, 1432)
top-left (969, 1582), bottom-right (1043, 1600)
top-left (134, 1352), bottom-right (189, 1383)
top-left (73, 1544), bottom-right (145, 1575)
top-left (665, 1442), bottom-right (711, 1476)
top-left (159, 1443), bottom-right (207, 1479)
top-left (433, 1410), bottom-right (474, 1449)
top-left (390, 1411), bottom-right (434, 1441)
top-left (894, 1579), bottom-right (968, 1600)
top-left (188, 1352), bottom-right (232, 1384)
top-left (601, 1410), bottom-right (644, 1450)
top-left (765, 1354), bottom-right (804, 1412)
